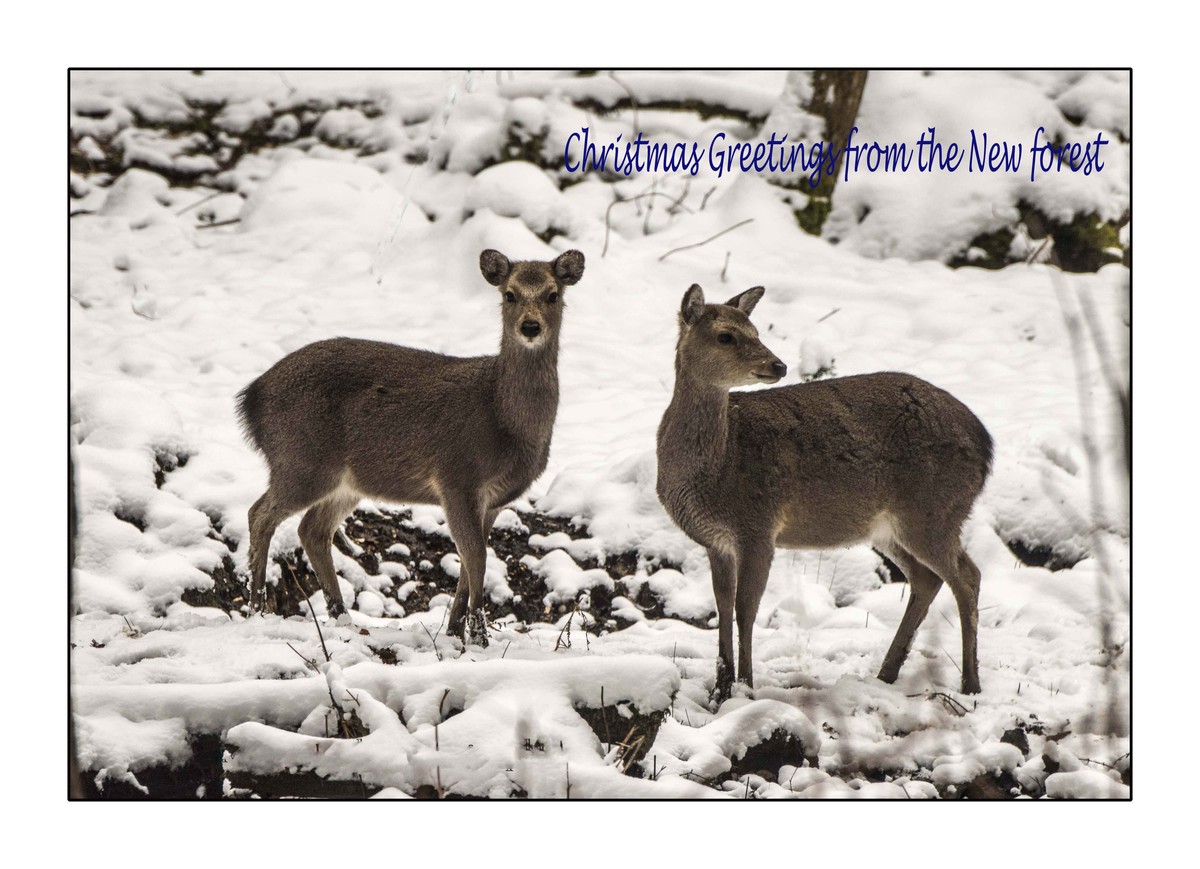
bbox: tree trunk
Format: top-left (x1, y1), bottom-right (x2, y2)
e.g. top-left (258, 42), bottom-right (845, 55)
top-left (773, 69), bottom-right (868, 234)
top-left (806, 69), bottom-right (869, 202)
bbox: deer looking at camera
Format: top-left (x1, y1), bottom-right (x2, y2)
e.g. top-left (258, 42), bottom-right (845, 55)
top-left (656, 285), bottom-right (992, 700)
top-left (237, 248), bottom-right (585, 645)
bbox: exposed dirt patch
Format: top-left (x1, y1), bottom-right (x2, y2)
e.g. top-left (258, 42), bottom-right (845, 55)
top-left (190, 506), bottom-right (682, 634)
top-left (732, 729), bottom-right (818, 780)
top-left (1001, 536), bottom-right (1083, 572)
top-left (225, 768), bottom-right (380, 800)
top-left (575, 703), bottom-right (667, 776)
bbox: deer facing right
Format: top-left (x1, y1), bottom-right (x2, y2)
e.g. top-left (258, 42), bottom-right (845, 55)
top-left (656, 284), bottom-right (993, 701)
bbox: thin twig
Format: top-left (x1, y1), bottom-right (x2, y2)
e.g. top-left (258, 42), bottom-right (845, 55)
top-left (196, 218), bottom-right (241, 230)
top-left (669, 178), bottom-right (691, 213)
top-left (554, 602), bottom-right (580, 651)
top-left (617, 730), bottom-right (645, 772)
top-left (602, 191), bottom-right (693, 257)
top-left (816, 307), bottom-right (841, 324)
top-left (1080, 753), bottom-right (1129, 773)
top-left (720, 251), bottom-right (731, 282)
top-left (1052, 271), bottom-right (1129, 740)
top-left (175, 190), bottom-right (222, 216)
top-left (435, 722), bottom-right (444, 799)
top-left (940, 647), bottom-right (963, 675)
top-left (642, 177), bottom-right (658, 235)
top-left (286, 642), bottom-right (319, 672)
top-left (659, 218), bottom-right (755, 262)
top-left (421, 622), bottom-right (444, 662)
top-left (608, 71), bottom-right (638, 137)
top-left (285, 562), bottom-right (331, 662)
top-left (931, 691), bottom-right (970, 716)
top-left (1024, 235), bottom-right (1052, 265)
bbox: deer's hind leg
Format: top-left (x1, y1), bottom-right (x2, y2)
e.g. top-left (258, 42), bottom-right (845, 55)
top-left (893, 530), bottom-right (982, 695)
top-left (948, 548), bottom-right (982, 694)
top-left (876, 545), bottom-right (944, 686)
top-left (297, 490), bottom-right (361, 618)
top-left (247, 491), bottom-right (296, 613)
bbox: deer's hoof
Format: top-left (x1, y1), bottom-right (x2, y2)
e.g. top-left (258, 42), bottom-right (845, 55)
top-left (466, 609), bottom-right (489, 648)
top-left (711, 658), bottom-right (734, 706)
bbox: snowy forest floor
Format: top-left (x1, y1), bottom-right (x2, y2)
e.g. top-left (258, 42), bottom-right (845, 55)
top-left (69, 70), bottom-right (1130, 799)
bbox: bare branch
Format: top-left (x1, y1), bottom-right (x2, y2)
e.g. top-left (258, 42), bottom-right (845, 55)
top-left (607, 71), bottom-right (639, 138)
top-left (602, 190), bottom-right (694, 257)
top-left (175, 190), bottom-right (222, 216)
top-left (284, 562), bottom-right (331, 662)
top-left (656, 220), bottom-right (753, 262)
top-left (420, 622), bottom-right (444, 662)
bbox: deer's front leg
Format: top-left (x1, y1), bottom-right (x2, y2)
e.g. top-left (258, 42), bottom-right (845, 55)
top-left (445, 496), bottom-right (489, 647)
top-left (734, 541), bottom-right (774, 689)
top-left (709, 547), bottom-right (737, 704)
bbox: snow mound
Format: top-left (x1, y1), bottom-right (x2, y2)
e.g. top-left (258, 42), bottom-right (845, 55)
top-left (239, 157), bottom-right (402, 235)
top-left (1045, 768), bottom-right (1129, 799)
top-left (464, 161), bottom-right (577, 236)
top-left (648, 699), bottom-right (820, 782)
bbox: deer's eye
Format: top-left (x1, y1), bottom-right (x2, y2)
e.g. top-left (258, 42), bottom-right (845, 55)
top-left (717, 332), bottom-right (734, 344)
top-left (505, 291), bottom-right (516, 303)
top-left (547, 292), bottom-right (559, 304)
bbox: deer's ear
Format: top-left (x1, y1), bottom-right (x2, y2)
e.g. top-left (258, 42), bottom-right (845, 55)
top-left (553, 249), bottom-right (585, 286)
top-left (725, 286), bottom-right (764, 315)
top-left (480, 250), bottom-right (512, 286)
top-left (682, 284), bottom-right (706, 326)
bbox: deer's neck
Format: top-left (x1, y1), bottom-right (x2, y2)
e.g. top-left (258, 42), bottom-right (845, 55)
top-left (495, 334), bottom-right (560, 443)
top-left (660, 366), bottom-right (730, 472)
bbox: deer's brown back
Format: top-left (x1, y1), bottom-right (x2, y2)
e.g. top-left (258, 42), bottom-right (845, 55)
top-left (663, 371), bottom-right (992, 549)
top-left (239, 337), bottom-right (556, 508)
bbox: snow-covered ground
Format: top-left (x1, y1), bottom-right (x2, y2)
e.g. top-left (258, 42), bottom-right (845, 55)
top-left (69, 70), bottom-right (1130, 799)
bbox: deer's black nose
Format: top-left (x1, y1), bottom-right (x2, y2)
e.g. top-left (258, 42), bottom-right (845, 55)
top-left (521, 320), bottom-right (542, 338)
top-left (771, 361), bottom-right (788, 378)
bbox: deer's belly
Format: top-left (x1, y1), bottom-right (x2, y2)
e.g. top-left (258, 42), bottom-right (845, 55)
top-left (773, 507), bottom-right (887, 551)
